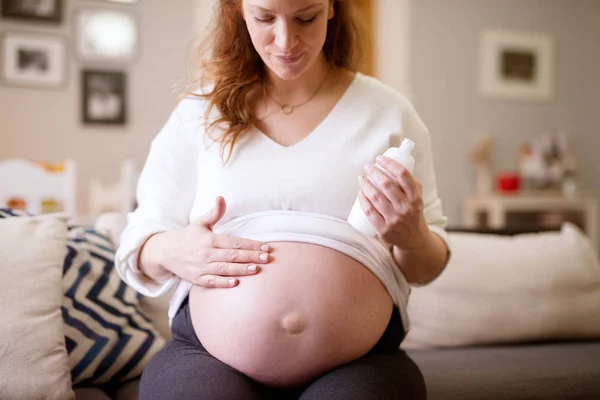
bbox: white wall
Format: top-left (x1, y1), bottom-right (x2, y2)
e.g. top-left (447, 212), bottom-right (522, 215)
top-left (373, 0), bottom-right (413, 99)
top-left (195, 0), bottom-right (217, 35)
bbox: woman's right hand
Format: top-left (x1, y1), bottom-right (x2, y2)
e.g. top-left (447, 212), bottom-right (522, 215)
top-left (159, 196), bottom-right (270, 288)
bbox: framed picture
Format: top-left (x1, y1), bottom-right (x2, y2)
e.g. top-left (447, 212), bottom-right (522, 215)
top-left (82, 70), bottom-right (127, 125)
top-left (1, 32), bottom-right (67, 89)
top-left (74, 8), bottom-right (139, 64)
top-left (479, 29), bottom-right (555, 102)
top-left (1, 0), bottom-right (63, 23)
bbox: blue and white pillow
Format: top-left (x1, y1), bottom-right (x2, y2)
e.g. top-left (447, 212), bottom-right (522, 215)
top-left (0, 209), bottom-right (166, 386)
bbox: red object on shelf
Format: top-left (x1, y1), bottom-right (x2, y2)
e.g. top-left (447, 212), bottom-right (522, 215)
top-left (496, 173), bottom-right (520, 193)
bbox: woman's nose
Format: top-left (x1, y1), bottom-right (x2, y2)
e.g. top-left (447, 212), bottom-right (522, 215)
top-left (274, 21), bottom-right (298, 51)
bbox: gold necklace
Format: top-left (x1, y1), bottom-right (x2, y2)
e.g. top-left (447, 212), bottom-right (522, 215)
top-left (264, 66), bottom-right (331, 115)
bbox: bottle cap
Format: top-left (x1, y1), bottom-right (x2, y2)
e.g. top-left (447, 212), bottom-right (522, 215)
top-left (399, 138), bottom-right (415, 154)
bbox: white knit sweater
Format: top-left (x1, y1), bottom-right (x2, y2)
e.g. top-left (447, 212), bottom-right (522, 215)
top-left (115, 73), bottom-right (450, 331)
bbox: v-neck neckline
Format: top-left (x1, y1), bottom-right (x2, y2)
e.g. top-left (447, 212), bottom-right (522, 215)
top-left (254, 72), bottom-right (362, 150)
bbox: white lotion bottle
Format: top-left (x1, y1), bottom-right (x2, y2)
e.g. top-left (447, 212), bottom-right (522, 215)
top-left (347, 138), bottom-right (416, 236)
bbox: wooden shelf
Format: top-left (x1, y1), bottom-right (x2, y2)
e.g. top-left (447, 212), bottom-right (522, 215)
top-left (462, 191), bottom-right (598, 253)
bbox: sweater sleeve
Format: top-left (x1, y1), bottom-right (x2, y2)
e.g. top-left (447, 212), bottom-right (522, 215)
top-left (395, 102), bottom-right (452, 257)
top-left (114, 105), bottom-right (199, 297)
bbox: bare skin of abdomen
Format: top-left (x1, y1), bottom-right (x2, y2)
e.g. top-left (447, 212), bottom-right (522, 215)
top-left (189, 242), bottom-right (394, 388)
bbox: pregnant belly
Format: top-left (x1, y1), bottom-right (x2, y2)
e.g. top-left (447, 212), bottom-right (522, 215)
top-left (188, 242), bottom-right (394, 388)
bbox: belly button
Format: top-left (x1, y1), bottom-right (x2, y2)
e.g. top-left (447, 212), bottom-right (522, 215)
top-left (280, 312), bottom-right (308, 335)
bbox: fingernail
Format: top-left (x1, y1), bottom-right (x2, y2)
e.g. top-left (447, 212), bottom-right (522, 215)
top-left (248, 264), bottom-right (257, 272)
top-left (229, 279), bottom-right (237, 286)
top-left (376, 156), bottom-right (384, 163)
top-left (259, 253), bottom-right (269, 261)
top-left (260, 244), bottom-right (270, 252)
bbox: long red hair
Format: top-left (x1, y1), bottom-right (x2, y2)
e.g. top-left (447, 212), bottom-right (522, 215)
top-left (191, 0), bottom-right (362, 163)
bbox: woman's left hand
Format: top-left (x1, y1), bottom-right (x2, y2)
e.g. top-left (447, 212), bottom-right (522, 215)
top-left (357, 156), bottom-right (430, 250)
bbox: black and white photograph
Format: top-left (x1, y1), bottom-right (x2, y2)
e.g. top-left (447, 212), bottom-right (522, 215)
top-left (479, 29), bottom-right (555, 102)
top-left (1, 0), bottom-right (63, 23)
top-left (1, 32), bottom-right (66, 89)
top-left (82, 70), bottom-right (126, 125)
top-left (501, 49), bottom-right (536, 82)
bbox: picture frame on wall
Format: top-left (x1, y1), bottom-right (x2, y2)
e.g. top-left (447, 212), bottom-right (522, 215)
top-left (1, 0), bottom-right (63, 24)
top-left (74, 8), bottom-right (139, 64)
top-left (1, 32), bottom-right (67, 90)
top-left (82, 70), bottom-right (127, 125)
top-left (479, 29), bottom-right (555, 102)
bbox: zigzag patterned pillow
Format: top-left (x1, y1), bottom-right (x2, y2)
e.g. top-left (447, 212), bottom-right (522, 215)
top-left (64, 225), bottom-right (166, 385)
top-left (0, 209), bottom-right (166, 386)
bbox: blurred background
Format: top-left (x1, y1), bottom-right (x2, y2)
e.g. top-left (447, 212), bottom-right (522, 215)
top-left (1, 0), bottom-right (599, 251)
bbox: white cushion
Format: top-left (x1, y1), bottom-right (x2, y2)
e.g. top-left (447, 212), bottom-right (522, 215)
top-left (402, 223), bottom-right (600, 349)
top-left (94, 212), bottom-right (128, 247)
top-left (0, 214), bottom-right (75, 400)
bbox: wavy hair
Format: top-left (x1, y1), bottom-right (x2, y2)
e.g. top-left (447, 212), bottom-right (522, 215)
top-left (191, 0), bottom-right (362, 163)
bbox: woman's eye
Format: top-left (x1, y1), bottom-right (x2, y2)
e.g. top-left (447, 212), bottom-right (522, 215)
top-left (254, 16), bottom-right (274, 24)
top-left (296, 16), bottom-right (317, 25)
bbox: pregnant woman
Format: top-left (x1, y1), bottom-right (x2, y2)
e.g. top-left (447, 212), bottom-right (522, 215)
top-left (115, 0), bottom-right (451, 399)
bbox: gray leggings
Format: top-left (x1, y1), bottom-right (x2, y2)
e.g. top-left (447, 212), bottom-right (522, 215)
top-left (139, 299), bottom-right (426, 400)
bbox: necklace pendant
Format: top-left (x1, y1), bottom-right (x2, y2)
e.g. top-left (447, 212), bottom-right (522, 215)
top-left (281, 104), bottom-right (293, 115)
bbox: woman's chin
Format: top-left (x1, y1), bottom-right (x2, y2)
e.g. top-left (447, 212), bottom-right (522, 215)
top-left (269, 68), bottom-right (304, 82)
top-left (267, 57), bottom-right (308, 81)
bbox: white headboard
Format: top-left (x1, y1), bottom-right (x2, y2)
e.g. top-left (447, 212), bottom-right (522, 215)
top-left (0, 158), bottom-right (77, 217)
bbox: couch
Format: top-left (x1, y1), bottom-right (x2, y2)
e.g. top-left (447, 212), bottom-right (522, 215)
top-left (2, 210), bottom-right (599, 399)
top-left (404, 226), bottom-right (600, 400)
top-left (408, 340), bottom-right (600, 400)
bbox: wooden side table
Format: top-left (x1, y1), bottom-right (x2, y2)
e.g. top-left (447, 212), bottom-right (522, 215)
top-left (462, 191), bottom-right (598, 253)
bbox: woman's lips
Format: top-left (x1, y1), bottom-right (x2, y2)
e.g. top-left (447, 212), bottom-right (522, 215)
top-left (274, 53), bottom-right (304, 64)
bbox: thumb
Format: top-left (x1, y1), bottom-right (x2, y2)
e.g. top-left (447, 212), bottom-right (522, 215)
top-left (194, 196), bottom-right (227, 230)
